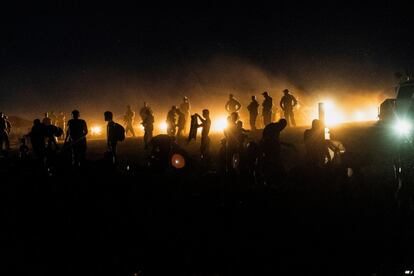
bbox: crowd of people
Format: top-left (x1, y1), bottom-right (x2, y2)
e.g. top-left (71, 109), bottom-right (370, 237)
top-left (0, 88), bottom-right (335, 177)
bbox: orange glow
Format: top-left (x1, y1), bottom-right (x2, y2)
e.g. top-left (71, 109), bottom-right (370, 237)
top-left (159, 122), bottom-right (167, 133)
top-left (91, 126), bottom-right (103, 136)
top-left (171, 153), bottom-right (185, 169)
top-left (212, 116), bottom-right (228, 132)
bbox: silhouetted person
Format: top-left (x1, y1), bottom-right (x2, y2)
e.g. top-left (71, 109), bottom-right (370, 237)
top-left (195, 109), bottom-right (211, 160)
top-left (104, 111), bottom-right (125, 165)
top-left (50, 111), bottom-right (57, 125)
top-left (124, 105), bottom-right (136, 137)
top-left (261, 119), bottom-right (293, 182)
top-left (29, 119), bottom-right (46, 160)
top-left (66, 110), bottom-right (88, 167)
top-left (262, 91), bottom-right (273, 126)
top-left (179, 96), bottom-right (191, 132)
top-left (280, 89), bottom-right (297, 127)
top-left (19, 137), bottom-right (29, 159)
top-left (225, 94), bottom-right (241, 114)
top-left (166, 106), bottom-right (177, 136)
top-left (304, 119), bottom-right (330, 167)
top-left (247, 95), bottom-right (259, 130)
top-left (56, 111), bottom-right (66, 140)
top-left (43, 112), bottom-right (52, 126)
top-left (3, 114), bottom-right (11, 151)
top-left (0, 113), bottom-right (9, 153)
top-left (236, 120), bottom-right (249, 146)
top-left (142, 108), bottom-right (154, 149)
top-left (45, 123), bottom-right (62, 151)
top-left (139, 102), bottom-right (152, 123)
top-left (176, 108), bottom-right (186, 137)
top-left (223, 112), bottom-right (240, 170)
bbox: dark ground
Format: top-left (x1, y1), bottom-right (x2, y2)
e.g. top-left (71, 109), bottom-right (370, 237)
top-left (1, 122), bottom-right (413, 275)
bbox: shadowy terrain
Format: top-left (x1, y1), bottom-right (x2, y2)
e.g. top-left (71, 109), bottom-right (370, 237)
top-left (1, 122), bottom-right (412, 275)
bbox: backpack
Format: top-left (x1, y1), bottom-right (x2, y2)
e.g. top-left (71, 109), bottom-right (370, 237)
top-left (114, 123), bottom-right (125, 141)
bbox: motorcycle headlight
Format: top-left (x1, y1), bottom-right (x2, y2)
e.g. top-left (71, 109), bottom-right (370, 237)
top-left (394, 119), bottom-right (413, 136)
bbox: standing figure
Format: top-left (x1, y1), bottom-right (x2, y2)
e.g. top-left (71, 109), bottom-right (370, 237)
top-left (262, 91), bottom-right (273, 127)
top-left (225, 94), bottom-right (241, 114)
top-left (3, 115), bottom-right (11, 151)
top-left (179, 96), bottom-right (191, 133)
top-left (56, 112), bottom-right (66, 140)
top-left (247, 95), bottom-right (259, 130)
top-left (50, 111), bottom-right (57, 126)
top-left (66, 110), bottom-right (88, 167)
top-left (104, 111), bottom-right (125, 165)
top-left (176, 108), bottom-right (186, 137)
top-left (104, 111), bottom-right (121, 165)
top-left (280, 89), bottom-right (297, 127)
top-left (42, 112), bottom-right (52, 126)
top-left (29, 119), bottom-right (46, 160)
top-left (0, 113), bottom-right (9, 153)
top-left (166, 106), bottom-right (177, 136)
top-left (124, 105), bottom-right (136, 137)
top-left (139, 102), bottom-right (152, 123)
top-left (195, 109), bottom-right (211, 160)
top-left (142, 108), bottom-right (154, 149)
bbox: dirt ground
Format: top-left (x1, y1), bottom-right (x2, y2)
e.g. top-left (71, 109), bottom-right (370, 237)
top-left (1, 121), bottom-right (412, 275)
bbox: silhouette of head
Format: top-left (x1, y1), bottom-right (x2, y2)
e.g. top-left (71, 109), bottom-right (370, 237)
top-left (0, 112), bottom-right (3, 118)
top-left (311, 119), bottom-right (321, 130)
top-left (72, 110), bottom-right (80, 119)
top-left (44, 112), bottom-right (49, 117)
top-left (104, 111), bottom-right (113, 122)
top-left (33, 119), bottom-right (41, 125)
top-left (277, 118), bottom-right (288, 130)
top-left (251, 95), bottom-right (256, 101)
top-left (171, 106), bottom-right (177, 111)
top-left (229, 94), bottom-right (234, 99)
top-left (230, 112), bottom-right (239, 123)
top-left (183, 96), bottom-right (188, 102)
top-left (202, 109), bottom-right (209, 118)
top-left (262, 91), bottom-right (269, 97)
top-left (283, 89), bottom-right (289, 95)
top-left (237, 121), bottom-right (243, 128)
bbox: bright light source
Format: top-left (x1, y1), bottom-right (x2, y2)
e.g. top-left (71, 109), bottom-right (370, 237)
top-left (354, 111), bottom-right (366, 122)
top-left (212, 117), bottom-right (228, 132)
top-left (322, 100), bottom-right (334, 110)
top-left (159, 122), bottom-right (167, 133)
top-left (321, 100), bottom-right (344, 126)
top-left (91, 126), bottom-right (102, 136)
top-left (137, 124), bottom-right (145, 131)
top-left (395, 120), bottom-right (412, 136)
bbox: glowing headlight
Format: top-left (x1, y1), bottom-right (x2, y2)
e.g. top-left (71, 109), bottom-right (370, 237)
top-left (395, 120), bottom-right (412, 136)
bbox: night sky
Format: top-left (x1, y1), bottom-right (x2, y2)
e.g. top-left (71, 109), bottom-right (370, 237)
top-left (1, 6), bottom-right (413, 118)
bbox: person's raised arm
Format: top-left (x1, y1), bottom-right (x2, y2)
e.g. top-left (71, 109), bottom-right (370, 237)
top-left (225, 101), bottom-right (230, 112)
top-left (235, 99), bottom-right (241, 111)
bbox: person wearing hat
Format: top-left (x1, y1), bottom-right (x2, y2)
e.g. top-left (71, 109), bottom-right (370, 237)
top-left (280, 89), bottom-right (297, 127)
top-left (225, 94), bottom-right (241, 114)
top-left (262, 91), bottom-right (273, 126)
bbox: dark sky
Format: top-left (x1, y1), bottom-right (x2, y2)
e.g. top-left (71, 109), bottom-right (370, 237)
top-left (0, 6), bottom-right (413, 118)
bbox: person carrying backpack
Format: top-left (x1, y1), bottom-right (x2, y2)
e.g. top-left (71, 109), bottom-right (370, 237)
top-left (104, 111), bottom-right (125, 165)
